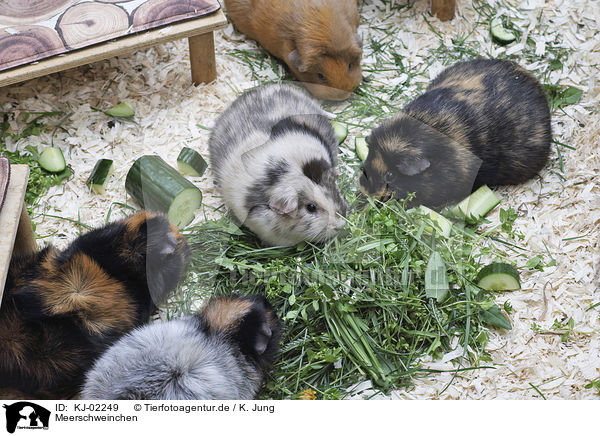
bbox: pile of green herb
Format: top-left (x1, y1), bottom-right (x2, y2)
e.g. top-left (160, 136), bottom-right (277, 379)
top-left (175, 193), bottom-right (514, 399)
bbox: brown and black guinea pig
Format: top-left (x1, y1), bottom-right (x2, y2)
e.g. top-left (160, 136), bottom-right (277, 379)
top-left (0, 211), bottom-right (189, 400)
top-left (359, 59), bottom-right (552, 209)
top-left (224, 0), bottom-right (362, 100)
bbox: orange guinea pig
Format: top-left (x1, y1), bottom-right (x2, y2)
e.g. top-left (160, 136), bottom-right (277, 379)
top-left (225, 0), bottom-right (362, 101)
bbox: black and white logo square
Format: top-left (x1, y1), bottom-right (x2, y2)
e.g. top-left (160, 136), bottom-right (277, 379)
top-left (3, 402), bottom-right (50, 433)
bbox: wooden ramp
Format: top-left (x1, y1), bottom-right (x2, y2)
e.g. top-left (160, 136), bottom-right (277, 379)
top-left (0, 164), bottom-right (37, 306)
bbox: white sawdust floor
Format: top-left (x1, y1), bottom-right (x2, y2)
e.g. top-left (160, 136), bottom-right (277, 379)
top-left (1, 0), bottom-right (598, 399)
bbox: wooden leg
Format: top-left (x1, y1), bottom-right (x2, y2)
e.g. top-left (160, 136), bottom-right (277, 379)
top-left (431, 0), bottom-right (456, 21)
top-left (13, 203), bottom-right (37, 256)
top-left (188, 32), bottom-right (217, 85)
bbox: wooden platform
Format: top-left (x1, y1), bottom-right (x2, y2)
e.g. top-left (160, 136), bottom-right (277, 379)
top-left (0, 9), bottom-right (228, 88)
top-left (0, 165), bottom-right (37, 306)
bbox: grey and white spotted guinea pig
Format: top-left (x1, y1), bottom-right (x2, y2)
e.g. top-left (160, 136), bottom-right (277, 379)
top-left (209, 84), bottom-right (348, 246)
top-left (359, 59), bottom-right (552, 209)
top-left (81, 295), bottom-right (282, 400)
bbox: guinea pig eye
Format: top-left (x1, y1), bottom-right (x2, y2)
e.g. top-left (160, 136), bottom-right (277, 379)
top-left (317, 73), bottom-right (327, 82)
top-left (348, 63), bottom-right (352, 72)
top-left (306, 203), bottom-right (318, 213)
top-left (384, 171), bottom-right (394, 183)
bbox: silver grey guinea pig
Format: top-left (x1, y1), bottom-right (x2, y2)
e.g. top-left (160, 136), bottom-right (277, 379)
top-left (209, 84), bottom-right (348, 246)
top-left (80, 295), bottom-right (282, 400)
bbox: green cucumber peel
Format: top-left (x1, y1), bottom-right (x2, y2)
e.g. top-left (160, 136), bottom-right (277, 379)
top-left (104, 101), bottom-right (135, 118)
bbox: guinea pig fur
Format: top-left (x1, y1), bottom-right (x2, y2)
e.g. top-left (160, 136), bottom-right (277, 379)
top-left (359, 59), bottom-right (552, 209)
top-left (81, 295), bottom-right (282, 400)
top-left (209, 84), bottom-right (348, 247)
top-left (224, 0), bottom-right (362, 100)
top-left (0, 212), bottom-right (189, 399)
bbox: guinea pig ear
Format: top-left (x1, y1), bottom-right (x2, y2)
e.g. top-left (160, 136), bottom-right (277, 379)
top-left (395, 155), bottom-right (431, 176)
top-left (288, 49), bottom-right (308, 73)
top-left (268, 185), bottom-right (298, 215)
top-left (240, 141), bottom-right (269, 169)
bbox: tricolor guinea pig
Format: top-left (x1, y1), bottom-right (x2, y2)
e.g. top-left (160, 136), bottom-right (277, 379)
top-left (224, 0), bottom-right (362, 100)
top-left (359, 59), bottom-right (552, 209)
top-left (0, 212), bottom-right (189, 399)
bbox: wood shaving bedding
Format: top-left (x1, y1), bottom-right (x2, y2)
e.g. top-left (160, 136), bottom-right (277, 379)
top-left (0, 0), bottom-right (598, 399)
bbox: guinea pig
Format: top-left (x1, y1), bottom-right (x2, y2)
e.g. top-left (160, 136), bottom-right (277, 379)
top-left (224, 0), bottom-right (362, 100)
top-left (81, 294), bottom-right (282, 400)
top-left (209, 84), bottom-right (348, 247)
top-left (0, 212), bottom-right (189, 399)
top-left (359, 58), bottom-right (552, 209)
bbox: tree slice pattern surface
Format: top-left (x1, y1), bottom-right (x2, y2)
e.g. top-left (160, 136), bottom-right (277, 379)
top-left (0, 0), bottom-right (220, 72)
top-left (56, 2), bottom-right (129, 49)
top-left (0, 26), bottom-right (64, 70)
top-left (0, 0), bottom-right (79, 26)
top-left (132, 0), bottom-right (220, 31)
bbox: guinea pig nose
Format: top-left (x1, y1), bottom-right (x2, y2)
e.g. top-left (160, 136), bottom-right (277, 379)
top-left (305, 82), bottom-right (352, 101)
top-left (380, 189), bottom-right (393, 202)
top-left (360, 168), bottom-right (369, 181)
top-left (327, 89), bottom-right (352, 101)
top-left (358, 182), bottom-right (370, 197)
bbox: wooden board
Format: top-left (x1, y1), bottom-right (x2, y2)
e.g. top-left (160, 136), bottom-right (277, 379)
top-left (0, 9), bottom-right (227, 88)
top-left (0, 164), bottom-right (29, 303)
top-left (0, 0), bottom-right (222, 71)
top-left (189, 32), bottom-right (217, 85)
top-left (431, 0), bottom-right (456, 21)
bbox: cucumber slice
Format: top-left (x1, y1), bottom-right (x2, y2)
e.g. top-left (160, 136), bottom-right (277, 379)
top-left (418, 205), bottom-right (452, 238)
top-left (355, 137), bottom-right (369, 162)
top-left (331, 121), bottom-right (348, 144)
top-left (104, 101), bottom-right (135, 118)
top-left (86, 159), bottom-right (114, 194)
top-left (125, 155), bottom-right (202, 228)
top-left (177, 147), bottom-right (208, 177)
top-left (452, 185), bottom-right (500, 223)
top-left (490, 17), bottom-right (516, 44)
top-left (38, 147), bottom-right (66, 173)
top-left (476, 262), bottom-right (521, 291)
